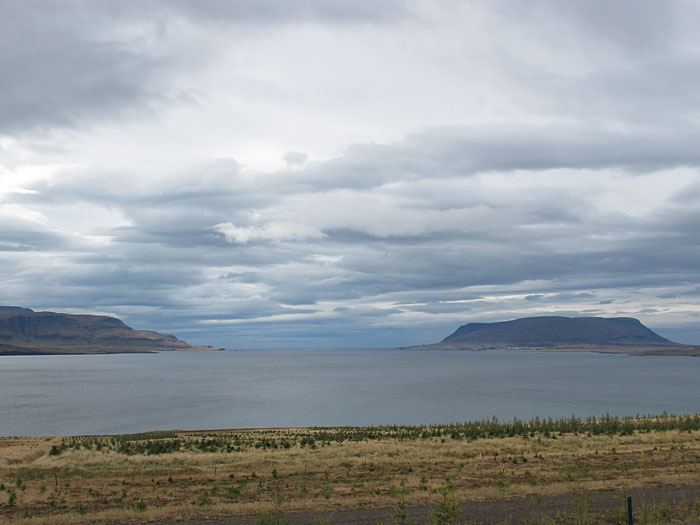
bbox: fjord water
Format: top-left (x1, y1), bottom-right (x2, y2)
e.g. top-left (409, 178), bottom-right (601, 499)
top-left (1, 348), bottom-right (699, 436)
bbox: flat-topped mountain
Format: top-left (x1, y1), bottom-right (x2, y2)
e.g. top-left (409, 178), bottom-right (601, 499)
top-left (443, 316), bottom-right (675, 347)
top-left (405, 316), bottom-right (700, 356)
top-left (0, 307), bottom-right (218, 355)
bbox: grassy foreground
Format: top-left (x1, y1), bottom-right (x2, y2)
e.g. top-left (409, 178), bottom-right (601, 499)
top-left (2, 415), bottom-right (700, 524)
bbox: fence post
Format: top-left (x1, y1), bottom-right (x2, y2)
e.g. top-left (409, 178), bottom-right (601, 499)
top-left (627, 495), bottom-right (633, 525)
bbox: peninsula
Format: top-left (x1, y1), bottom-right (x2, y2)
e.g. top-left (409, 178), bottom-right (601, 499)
top-left (0, 306), bottom-right (218, 355)
top-left (404, 316), bottom-right (700, 356)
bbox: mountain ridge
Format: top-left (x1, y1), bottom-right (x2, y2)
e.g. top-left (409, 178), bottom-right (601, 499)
top-left (0, 307), bottom-right (219, 355)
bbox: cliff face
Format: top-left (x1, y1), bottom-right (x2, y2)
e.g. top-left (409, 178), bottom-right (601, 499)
top-left (0, 308), bottom-right (216, 355)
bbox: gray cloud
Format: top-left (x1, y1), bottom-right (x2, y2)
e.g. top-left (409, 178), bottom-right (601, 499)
top-left (7, 128), bottom-right (700, 305)
top-left (500, 0), bottom-right (683, 56)
top-left (161, 0), bottom-right (410, 25)
top-left (292, 125), bottom-right (700, 194)
top-left (0, 2), bottom-right (168, 134)
top-left (7, 124), bottom-right (700, 345)
top-left (283, 151), bottom-right (308, 169)
top-left (0, 0), bottom-right (409, 135)
top-left (2, 1), bottom-right (700, 347)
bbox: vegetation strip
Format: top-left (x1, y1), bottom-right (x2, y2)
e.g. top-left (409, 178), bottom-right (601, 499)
top-left (1, 413), bottom-right (700, 523)
top-left (45, 412), bottom-right (700, 456)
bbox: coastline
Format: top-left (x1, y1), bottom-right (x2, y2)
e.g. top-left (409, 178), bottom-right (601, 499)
top-left (400, 343), bottom-right (700, 357)
top-left (0, 343), bottom-right (224, 356)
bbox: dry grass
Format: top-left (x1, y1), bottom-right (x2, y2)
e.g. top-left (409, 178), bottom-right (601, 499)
top-left (1, 425), bottom-right (700, 523)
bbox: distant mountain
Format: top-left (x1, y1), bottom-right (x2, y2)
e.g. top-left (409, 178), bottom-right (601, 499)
top-left (443, 316), bottom-right (676, 346)
top-left (404, 316), bottom-right (700, 356)
top-left (0, 307), bottom-right (218, 355)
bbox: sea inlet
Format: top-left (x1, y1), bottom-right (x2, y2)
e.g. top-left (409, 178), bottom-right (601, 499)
top-left (1, 348), bottom-right (699, 436)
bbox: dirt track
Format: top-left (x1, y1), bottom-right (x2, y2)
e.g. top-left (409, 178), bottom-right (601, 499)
top-left (165, 484), bottom-right (700, 524)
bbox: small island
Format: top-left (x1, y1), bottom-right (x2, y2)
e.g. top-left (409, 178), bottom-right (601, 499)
top-left (0, 306), bottom-right (219, 355)
top-left (404, 316), bottom-right (700, 356)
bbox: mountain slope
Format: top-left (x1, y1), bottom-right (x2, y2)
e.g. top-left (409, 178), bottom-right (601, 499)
top-left (405, 316), bottom-right (699, 356)
top-left (0, 307), bottom-right (218, 355)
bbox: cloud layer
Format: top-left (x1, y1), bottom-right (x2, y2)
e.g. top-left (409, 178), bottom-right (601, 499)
top-left (2, 1), bottom-right (700, 346)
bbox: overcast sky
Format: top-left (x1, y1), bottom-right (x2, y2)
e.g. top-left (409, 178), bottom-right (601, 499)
top-left (2, 0), bottom-right (700, 347)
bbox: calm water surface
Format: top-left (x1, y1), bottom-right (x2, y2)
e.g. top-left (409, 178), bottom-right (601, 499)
top-left (1, 348), bottom-right (699, 436)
